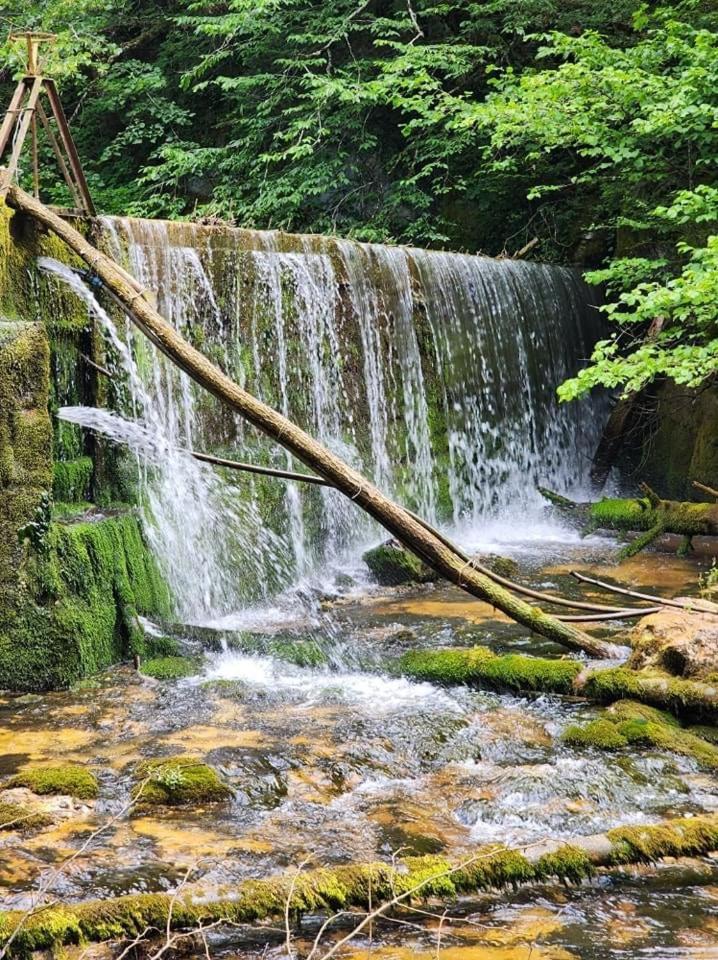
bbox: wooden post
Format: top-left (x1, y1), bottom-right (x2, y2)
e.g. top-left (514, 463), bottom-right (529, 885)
top-left (0, 32), bottom-right (95, 215)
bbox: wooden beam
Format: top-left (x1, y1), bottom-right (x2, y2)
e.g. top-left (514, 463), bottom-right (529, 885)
top-left (0, 79), bottom-right (27, 156)
top-left (43, 78), bottom-right (96, 216)
top-left (36, 99), bottom-right (82, 208)
top-left (0, 76), bottom-right (43, 193)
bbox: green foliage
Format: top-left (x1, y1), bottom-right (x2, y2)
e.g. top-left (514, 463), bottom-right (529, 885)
top-left (0, 802), bottom-right (52, 831)
top-left (3, 2), bottom-right (716, 394)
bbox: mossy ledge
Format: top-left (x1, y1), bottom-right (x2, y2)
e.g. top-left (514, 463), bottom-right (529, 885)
top-left (5, 764), bottom-right (98, 800)
top-left (563, 701), bottom-right (718, 771)
top-left (397, 647), bottom-right (582, 695)
top-left (1, 815), bottom-right (715, 956)
top-left (396, 647), bottom-right (718, 722)
top-left (132, 756), bottom-right (232, 808)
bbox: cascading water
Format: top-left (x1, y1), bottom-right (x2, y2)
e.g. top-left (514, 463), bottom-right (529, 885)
top-left (39, 257), bottom-right (292, 624)
top-left (45, 218), bottom-right (605, 622)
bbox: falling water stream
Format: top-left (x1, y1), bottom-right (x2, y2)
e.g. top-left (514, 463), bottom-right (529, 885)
top-left (5, 227), bottom-right (714, 958)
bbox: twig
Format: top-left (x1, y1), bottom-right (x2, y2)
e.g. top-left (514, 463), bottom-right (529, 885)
top-left (570, 571), bottom-right (718, 615)
top-left (693, 480), bottom-right (718, 500)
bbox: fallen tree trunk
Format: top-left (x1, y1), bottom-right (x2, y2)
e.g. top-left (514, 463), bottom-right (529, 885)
top-left (7, 185), bottom-right (616, 660)
top-left (539, 485), bottom-right (718, 558)
top-left (1, 815), bottom-right (715, 955)
top-left (397, 647), bottom-right (718, 722)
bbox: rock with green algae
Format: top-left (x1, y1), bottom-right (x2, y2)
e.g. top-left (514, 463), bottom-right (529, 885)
top-left (5, 764), bottom-right (99, 800)
top-left (562, 700), bottom-right (718, 771)
top-left (132, 757), bottom-right (232, 808)
top-left (397, 646), bottom-right (582, 694)
top-left (362, 539), bottom-right (437, 586)
top-left (140, 656), bottom-right (200, 681)
top-left (0, 801), bottom-right (52, 831)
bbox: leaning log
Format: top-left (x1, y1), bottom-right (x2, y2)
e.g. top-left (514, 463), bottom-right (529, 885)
top-left (539, 485), bottom-right (718, 558)
top-left (6, 185), bottom-right (616, 660)
top-left (1, 815), bottom-right (716, 954)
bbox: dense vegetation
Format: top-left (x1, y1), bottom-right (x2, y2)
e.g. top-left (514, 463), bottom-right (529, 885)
top-left (1, 1), bottom-right (716, 397)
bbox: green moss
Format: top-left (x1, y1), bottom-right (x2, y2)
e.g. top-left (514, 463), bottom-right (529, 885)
top-left (398, 647), bottom-right (582, 695)
top-left (3, 815), bottom-right (717, 955)
top-left (53, 457), bottom-right (93, 503)
top-left (0, 802), bottom-right (52, 831)
top-left (132, 756), bottom-right (232, 808)
top-left (534, 845), bottom-right (595, 884)
top-left (362, 540), bottom-right (436, 586)
top-left (562, 718), bottom-right (629, 750)
top-left (0, 512), bottom-right (173, 691)
top-left (607, 816), bottom-right (718, 865)
top-left (581, 667), bottom-right (718, 723)
top-left (6, 764), bottom-right (98, 800)
top-left (562, 700), bottom-right (718, 771)
top-left (140, 656), bottom-right (200, 680)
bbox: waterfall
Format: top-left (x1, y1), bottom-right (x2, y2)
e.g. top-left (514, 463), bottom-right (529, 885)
top-left (48, 219), bottom-right (605, 622)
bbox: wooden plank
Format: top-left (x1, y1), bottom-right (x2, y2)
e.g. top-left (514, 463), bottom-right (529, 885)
top-left (43, 78), bottom-right (96, 216)
top-left (0, 79), bottom-right (27, 156)
top-left (36, 99), bottom-right (82, 207)
top-left (0, 76), bottom-right (43, 193)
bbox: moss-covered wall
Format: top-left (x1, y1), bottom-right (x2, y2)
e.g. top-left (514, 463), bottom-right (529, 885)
top-left (0, 203), bottom-right (172, 691)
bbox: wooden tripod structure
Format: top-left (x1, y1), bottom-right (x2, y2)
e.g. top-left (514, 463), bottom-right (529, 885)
top-left (0, 32), bottom-right (95, 216)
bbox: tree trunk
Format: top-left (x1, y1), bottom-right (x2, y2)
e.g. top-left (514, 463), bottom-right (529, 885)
top-left (539, 486), bottom-right (718, 558)
top-left (6, 186), bottom-right (617, 660)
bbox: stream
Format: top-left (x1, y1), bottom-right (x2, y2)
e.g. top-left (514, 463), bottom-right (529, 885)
top-left (1, 537), bottom-right (717, 958)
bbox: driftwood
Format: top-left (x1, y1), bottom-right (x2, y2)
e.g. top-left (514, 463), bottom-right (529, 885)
top-left (539, 484), bottom-right (718, 558)
top-left (1, 814), bottom-right (715, 955)
top-left (571, 571), bottom-right (718, 616)
top-left (6, 184), bottom-right (618, 660)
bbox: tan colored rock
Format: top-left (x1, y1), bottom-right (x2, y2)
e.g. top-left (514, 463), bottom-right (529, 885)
top-left (628, 606), bottom-right (718, 679)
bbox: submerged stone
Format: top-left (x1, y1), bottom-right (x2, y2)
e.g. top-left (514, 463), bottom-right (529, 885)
top-left (5, 764), bottom-right (99, 800)
top-left (363, 539), bottom-right (437, 586)
top-left (132, 756), bottom-right (232, 808)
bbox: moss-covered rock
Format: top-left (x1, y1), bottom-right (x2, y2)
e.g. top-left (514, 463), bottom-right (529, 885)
top-left (397, 646), bottom-right (582, 694)
top-left (562, 718), bottom-right (629, 750)
top-left (0, 512), bottom-right (173, 691)
top-left (6, 764), bottom-right (99, 800)
top-left (132, 756), bottom-right (232, 808)
top-left (0, 801), bottom-right (52, 831)
top-left (140, 656), bottom-right (200, 680)
top-left (363, 539), bottom-right (437, 586)
top-left (562, 700), bottom-right (718, 771)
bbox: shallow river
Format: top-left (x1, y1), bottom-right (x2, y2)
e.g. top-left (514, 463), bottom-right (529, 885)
top-left (1, 532), bottom-right (717, 958)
